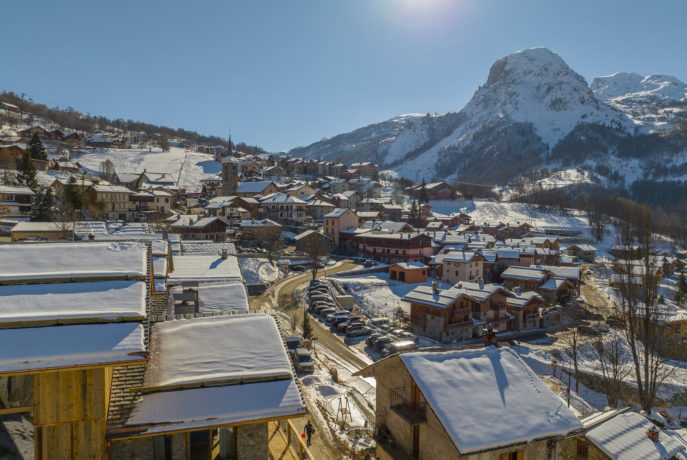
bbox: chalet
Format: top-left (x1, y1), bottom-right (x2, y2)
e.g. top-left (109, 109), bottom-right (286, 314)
top-left (356, 231), bottom-right (432, 264)
top-left (565, 244), bottom-right (597, 262)
top-left (574, 410), bottom-right (685, 460)
top-left (236, 180), bottom-right (278, 198)
top-left (284, 183), bottom-right (315, 199)
top-left (404, 282), bottom-right (512, 341)
top-left (86, 184), bottom-right (134, 221)
top-left (537, 277), bottom-right (576, 302)
top-left (389, 262), bottom-right (428, 283)
top-left (0, 184), bottom-right (35, 217)
top-left (239, 219), bottom-right (282, 245)
top-left (441, 251), bottom-right (485, 284)
top-left (356, 211), bottom-right (381, 224)
top-left (381, 203), bottom-right (403, 222)
top-left (407, 181), bottom-right (458, 201)
top-left (350, 161), bottom-right (379, 178)
top-left (500, 266), bottom-right (549, 291)
top-left (357, 197), bottom-right (388, 213)
top-left (293, 229), bottom-right (333, 253)
top-left (258, 193), bottom-right (306, 223)
top-left (323, 208), bottom-right (359, 248)
top-left (305, 198), bottom-right (335, 220)
top-left (170, 216), bottom-right (229, 242)
top-left (0, 143), bottom-right (26, 169)
top-left (355, 346), bottom-right (582, 460)
top-left (506, 290), bottom-right (544, 330)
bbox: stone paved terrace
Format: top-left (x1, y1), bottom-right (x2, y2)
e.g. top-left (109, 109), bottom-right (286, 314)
top-left (268, 420), bottom-right (315, 460)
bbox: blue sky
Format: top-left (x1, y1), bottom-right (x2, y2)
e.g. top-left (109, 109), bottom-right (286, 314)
top-left (2, 1), bottom-right (685, 152)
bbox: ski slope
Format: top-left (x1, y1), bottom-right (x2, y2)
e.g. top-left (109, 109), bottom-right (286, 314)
top-left (73, 146), bottom-right (221, 192)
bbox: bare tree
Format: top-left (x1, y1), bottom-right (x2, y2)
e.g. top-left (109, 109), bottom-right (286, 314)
top-left (99, 159), bottom-right (117, 183)
top-left (592, 332), bottom-right (632, 408)
top-left (614, 205), bottom-right (676, 413)
top-left (560, 327), bottom-right (582, 394)
top-left (303, 233), bottom-right (332, 280)
top-left (263, 231), bottom-right (281, 266)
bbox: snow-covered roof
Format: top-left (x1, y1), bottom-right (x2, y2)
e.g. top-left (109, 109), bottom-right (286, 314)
top-left (538, 277), bottom-right (571, 291)
top-left (400, 347), bottom-right (581, 454)
top-left (0, 242), bottom-right (147, 282)
top-left (145, 314), bottom-right (292, 388)
top-left (240, 218), bottom-right (281, 227)
top-left (586, 411), bottom-right (684, 460)
top-left (0, 185), bottom-right (35, 195)
top-left (198, 282), bottom-right (249, 313)
top-left (537, 264), bottom-right (580, 280)
top-left (443, 251), bottom-right (482, 264)
top-left (180, 242), bottom-right (236, 256)
top-left (0, 322), bottom-right (145, 374)
top-left (125, 378), bottom-right (306, 435)
top-left (391, 262), bottom-right (427, 271)
top-left (0, 280), bottom-right (146, 324)
top-left (167, 255), bottom-right (242, 284)
top-left (501, 266), bottom-right (547, 281)
top-left (90, 184), bottom-right (133, 194)
top-left (506, 291), bottom-right (543, 308)
top-left (323, 208), bottom-right (352, 218)
top-left (236, 181), bottom-right (274, 193)
top-left (10, 221), bottom-right (73, 233)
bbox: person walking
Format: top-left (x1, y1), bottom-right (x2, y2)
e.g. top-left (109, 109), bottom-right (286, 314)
top-left (304, 420), bottom-right (315, 447)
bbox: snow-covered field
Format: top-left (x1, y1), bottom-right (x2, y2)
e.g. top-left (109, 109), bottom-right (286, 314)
top-left (329, 273), bottom-right (450, 319)
top-left (239, 258), bottom-right (284, 286)
top-left (73, 146), bottom-right (220, 192)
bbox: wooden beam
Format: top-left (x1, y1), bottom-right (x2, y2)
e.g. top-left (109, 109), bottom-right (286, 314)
top-left (0, 356), bottom-right (149, 377)
top-left (0, 405), bottom-right (32, 415)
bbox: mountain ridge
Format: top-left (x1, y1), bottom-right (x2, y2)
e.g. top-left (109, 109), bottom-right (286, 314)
top-left (287, 47), bottom-right (687, 187)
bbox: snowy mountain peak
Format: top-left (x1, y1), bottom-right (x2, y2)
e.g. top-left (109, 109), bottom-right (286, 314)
top-left (486, 47), bottom-right (578, 86)
top-left (592, 72), bottom-right (687, 102)
top-left (469, 47), bottom-right (624, 148)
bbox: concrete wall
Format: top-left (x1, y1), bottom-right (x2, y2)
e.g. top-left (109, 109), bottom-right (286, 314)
top-left (236, 422), bottom-right (268, 460)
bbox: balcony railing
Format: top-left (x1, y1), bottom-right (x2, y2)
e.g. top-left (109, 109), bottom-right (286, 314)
top-left (389, 387), bottom-right (427, 425)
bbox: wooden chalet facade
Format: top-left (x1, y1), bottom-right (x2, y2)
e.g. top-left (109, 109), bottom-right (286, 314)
top-left (355, 232), bottom-right (432, 264)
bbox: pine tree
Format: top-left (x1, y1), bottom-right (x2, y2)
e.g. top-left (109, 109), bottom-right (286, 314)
top-left (17, 151), bottom-right (38, 190)
top-left (409, 200), bottom-right (419, 227)
top-left (302, 309), bottom-right (313, 340)
top-left (31, 187), bottom-right (55, 222)
top-left (65, 176), bottom-right (84, 211)
top-left (27, 133), bottom-right (47, 160)
top-left (420, 178), bottom-right (429, 203)
top-left (675, 272), bottom-right (687, 307)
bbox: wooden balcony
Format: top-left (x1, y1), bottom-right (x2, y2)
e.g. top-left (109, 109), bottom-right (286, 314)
top-left (389, 387), bottom-right (427, 425)
top-left (268, 420), bottom-right (315, 460)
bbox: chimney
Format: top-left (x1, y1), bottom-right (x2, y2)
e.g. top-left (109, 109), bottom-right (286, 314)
top-left (482, 323), bottom-right (497, 345)
top-left (647, 426), bottom-right (659, 442)
top-left (221, 248), bottom-right (228, 259)
top-left (432, 281), bottom-right (439, 295)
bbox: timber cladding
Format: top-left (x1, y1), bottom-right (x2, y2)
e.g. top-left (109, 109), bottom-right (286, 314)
top-left (33, 367), bottom-right (112, 459)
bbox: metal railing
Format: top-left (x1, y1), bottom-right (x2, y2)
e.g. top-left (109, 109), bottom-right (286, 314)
top-left (389, 387), bottom-right (427, 425)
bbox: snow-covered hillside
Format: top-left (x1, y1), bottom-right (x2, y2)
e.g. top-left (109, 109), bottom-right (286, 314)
top-left (73, 147), bottom-right (220, 192)
top-left (591, 72), bottom-right (687, 133)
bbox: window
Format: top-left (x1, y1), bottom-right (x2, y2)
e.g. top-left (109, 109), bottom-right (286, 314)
top-left (500, 451), bottom-right (523, 460)
top-left (576, 438), bottom-right (589, 459)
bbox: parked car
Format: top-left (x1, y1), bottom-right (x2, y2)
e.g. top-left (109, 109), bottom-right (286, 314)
top-left (284, 336), bottom-right (302, 356)
top-left (397, 331), bottom-right (416, 341)
top-left (293, 348), bottom-right (314, 373)
top-left (366, 332), bottom-right (383, 347)
top-left (314, 303), bottom-right (335, 314)
top-left (363, 259), bottom-right (376, 268)
top-left (381, 340), bottom-right (417, 357)
top-left (325, 310), bottom-right (343, 323)
top-left (319, 307), bottom-right (337, 318)
top-left (368, 317), bottom-right (391, 329)
top-left (331, 312), bottom-right (351, 327)
top-left (373, 336), bottom-right (394, 351)
top-left (337, 317), bottom-right (363, 332)
top-left (291, 265), bottom-right (305, 272)
top-left (390, 328), bottom-right (405, 337)
top-left (309, 279), bottom-right (326, 288)
top-left (346, 324), bottom-right (372, 337)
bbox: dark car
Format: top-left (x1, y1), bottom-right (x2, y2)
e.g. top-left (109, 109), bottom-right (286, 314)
top-left (319, 307), bottom-right (337, 318)
top-left (366, 332), bottom-right (383, 347)
top-left (373, 336), bottom-right (394, 351)
top-left (363, 259), bottom-right (376, 268)
top-left (284, 336), bottom-right (302, 356)
top-left (346, 324), bottom-right (372, 337)
top-left (331, 313), bottom-right (351, 327)
top-left (293, 348), bottom-right (314, 373)
top-left (337, 317), bottom-right (363, 332)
